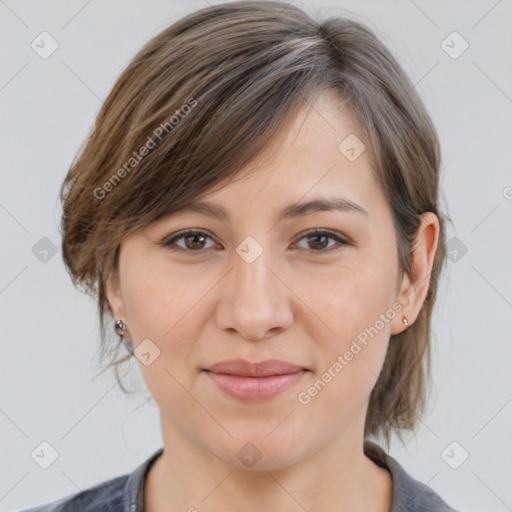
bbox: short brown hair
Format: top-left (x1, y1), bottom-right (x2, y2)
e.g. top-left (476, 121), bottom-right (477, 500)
top-left (60, 0), bottom-right (449, 447)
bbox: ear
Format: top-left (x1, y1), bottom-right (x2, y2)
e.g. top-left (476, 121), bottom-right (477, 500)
top-left (392, 212), bottom-right (440, 335)
top-left (105, 269), bottom-right (127, 326)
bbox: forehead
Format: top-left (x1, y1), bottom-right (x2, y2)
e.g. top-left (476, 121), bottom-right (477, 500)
top-left (199, 89), bottom-right (386, 220)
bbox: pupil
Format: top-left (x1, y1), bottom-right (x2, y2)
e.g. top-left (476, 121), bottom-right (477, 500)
top-left (309, 234), bottom-right (327, 249)
top-left (187, 233), bottom-right (204, 249)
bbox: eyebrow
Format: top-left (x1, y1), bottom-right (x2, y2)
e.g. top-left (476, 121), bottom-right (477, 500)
top-left (178, 196), bottom-right (369, 223)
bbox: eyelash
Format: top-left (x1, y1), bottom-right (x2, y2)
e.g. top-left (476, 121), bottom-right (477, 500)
top-left (162, 229), bottom-right (350, 255)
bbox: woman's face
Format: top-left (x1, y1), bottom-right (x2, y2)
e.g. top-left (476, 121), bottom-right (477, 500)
top-left (107, 89), bottom-right (438, 470)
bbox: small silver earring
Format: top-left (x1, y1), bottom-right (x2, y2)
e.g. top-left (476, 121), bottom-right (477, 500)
top-left (115, 319), bottom-right (134, 356)
top-left (402, 316), bottom-right (409, 327)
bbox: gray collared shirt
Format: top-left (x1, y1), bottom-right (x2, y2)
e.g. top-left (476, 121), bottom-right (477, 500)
top-left (20, 441), bottom-right (460, 511)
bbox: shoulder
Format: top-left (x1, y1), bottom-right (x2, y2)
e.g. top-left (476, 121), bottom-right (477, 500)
top-left (388, 459), bottom-right (460, 512)
top-left (364, 440), bottom-right (462, 512)
top-left (19, 447), bottom-right (164, 512)
top-left (18, 475), bottom-right (127, 512)
top-left (18, 474), bottom-right (127, 512)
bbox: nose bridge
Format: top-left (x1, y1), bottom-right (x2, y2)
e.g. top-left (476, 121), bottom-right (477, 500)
top-left (218, 233), bottom-right (293, 339)
top-left (233, 234), bottom-right (278, 307)
top-left (234, 237), bottom-right (272, 296)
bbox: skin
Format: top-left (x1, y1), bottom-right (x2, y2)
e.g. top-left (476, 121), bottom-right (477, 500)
top-left (106, 88), bottom-right (439, 512)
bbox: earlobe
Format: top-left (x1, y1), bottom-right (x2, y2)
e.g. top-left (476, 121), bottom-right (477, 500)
top-left (393, 212), bottom-right (440, 334)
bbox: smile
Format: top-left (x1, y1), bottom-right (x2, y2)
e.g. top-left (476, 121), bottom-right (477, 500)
top-left (201, 358), bottom-right (310, 402)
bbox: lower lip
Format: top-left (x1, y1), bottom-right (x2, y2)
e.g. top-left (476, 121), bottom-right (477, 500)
top-left (203, 370), bottom-right (308, 401)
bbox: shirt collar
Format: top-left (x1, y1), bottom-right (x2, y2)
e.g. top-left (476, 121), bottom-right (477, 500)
top-left (123, 447), bottom-right (164, 512)
top-left (123, 441), bottom-right (430, 512)
top-left (364, 439), bottom-right (438, 511)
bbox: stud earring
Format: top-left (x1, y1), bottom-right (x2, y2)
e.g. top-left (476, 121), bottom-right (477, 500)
top-left (114, 319), bottom-right (134, 356)
top-left (402, 316), bottom-right (409, 327)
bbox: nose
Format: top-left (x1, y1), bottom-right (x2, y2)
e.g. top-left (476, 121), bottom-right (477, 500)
top-left (215, 239), bottom-right (294, 341)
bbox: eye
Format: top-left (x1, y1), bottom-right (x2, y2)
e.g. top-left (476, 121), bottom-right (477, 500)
top-left (162, 228), bottom-right (350, 254)
top-left (163, 229), bottom-right (217, 252)
top-left (293, 229), bottom-right (350, 253)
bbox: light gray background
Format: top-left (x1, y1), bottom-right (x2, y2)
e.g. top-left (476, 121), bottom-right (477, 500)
top-left (1, 1), bottom-right (511, 511)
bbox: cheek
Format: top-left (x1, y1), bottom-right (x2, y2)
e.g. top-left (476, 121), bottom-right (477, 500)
top-left (298, 257), bottom-right (396, 403)
top-left (303, 252), bottom-right (397, 339)
top-left (119, 259), bottom-right (214, 398)
top-left (121, 259), bottom-right (209, 343)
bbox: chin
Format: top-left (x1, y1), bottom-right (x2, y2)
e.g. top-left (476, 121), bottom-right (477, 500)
top-left (206, 429), bottom-right (310, 471)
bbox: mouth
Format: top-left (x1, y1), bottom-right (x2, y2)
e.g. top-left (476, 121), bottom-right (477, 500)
top-left (201, 358), bottom-right (310, 402)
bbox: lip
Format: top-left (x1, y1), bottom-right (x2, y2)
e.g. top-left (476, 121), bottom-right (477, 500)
top-left (202, 358), bottom-right (309, 402)
top-left (204, 358), bottom-right (307, 377)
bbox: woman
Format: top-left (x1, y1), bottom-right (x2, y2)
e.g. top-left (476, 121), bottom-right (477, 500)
top-left (23, 1), bottom-right (459, 510)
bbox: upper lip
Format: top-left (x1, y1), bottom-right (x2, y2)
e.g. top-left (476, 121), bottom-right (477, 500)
top-left (203, 358), bottom-right (307, 377)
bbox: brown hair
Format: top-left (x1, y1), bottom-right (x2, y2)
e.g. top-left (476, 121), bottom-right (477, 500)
top-left (60, 0), bottom-right (449, 447)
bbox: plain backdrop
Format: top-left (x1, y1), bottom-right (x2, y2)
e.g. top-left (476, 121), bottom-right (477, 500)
top-left (1, 1), bottom-right (511, 511)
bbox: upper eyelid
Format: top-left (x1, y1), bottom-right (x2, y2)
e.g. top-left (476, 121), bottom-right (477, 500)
top-left (164, 228), bottom-right (215, 243)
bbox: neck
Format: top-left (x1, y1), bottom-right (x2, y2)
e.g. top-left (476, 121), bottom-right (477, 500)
top-left (144, 418), bottom-right (393, 512)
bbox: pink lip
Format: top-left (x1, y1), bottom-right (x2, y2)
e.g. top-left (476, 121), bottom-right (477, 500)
top-left (202, 358), bottom-right (309, 402)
